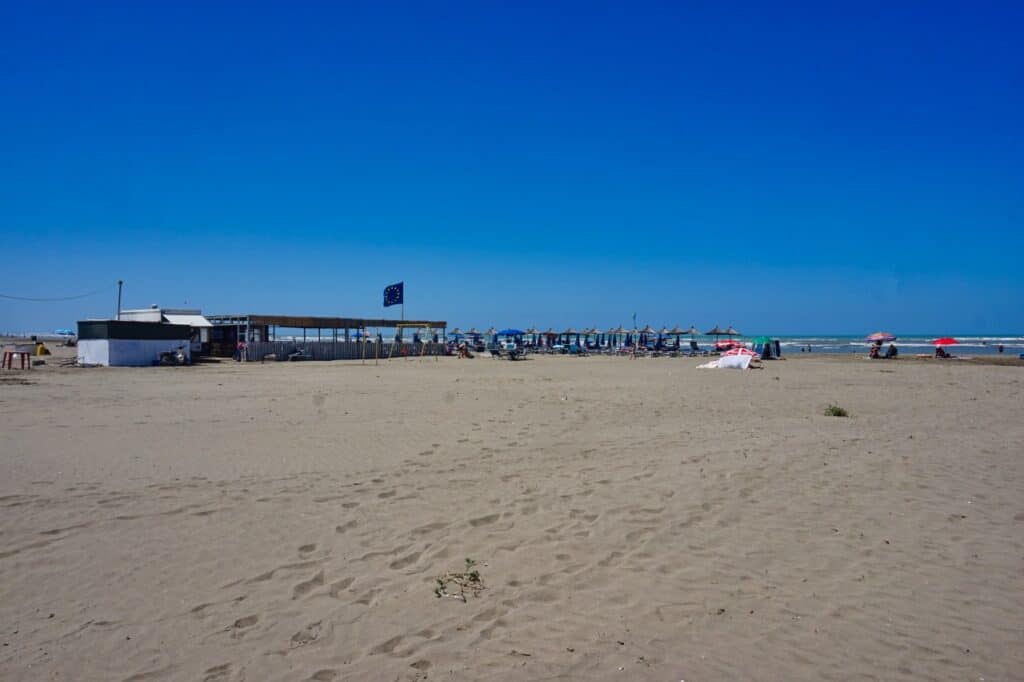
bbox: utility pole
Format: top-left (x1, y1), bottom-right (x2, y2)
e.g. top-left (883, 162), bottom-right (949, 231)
top-left (116, 280), bottom-right (123, 320)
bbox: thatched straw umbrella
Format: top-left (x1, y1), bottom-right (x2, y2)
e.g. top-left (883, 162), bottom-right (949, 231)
top-left (658, 326), bottom-right (671, 347)
top-left (638, 325), bottom-right (656, 346)
top-left (607, 326), bottom-right (626, 347)
top-left (542, 328), bottom-right (557, 347)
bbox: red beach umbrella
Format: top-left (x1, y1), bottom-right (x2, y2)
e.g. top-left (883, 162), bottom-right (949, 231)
top-left (723, 347), bottom-right (759, 358)
top-left (931, 337), bottom-right (959, 346)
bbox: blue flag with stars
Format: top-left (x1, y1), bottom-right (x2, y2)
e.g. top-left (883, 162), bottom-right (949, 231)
top-left (383, 282), bottom-right (404, 307)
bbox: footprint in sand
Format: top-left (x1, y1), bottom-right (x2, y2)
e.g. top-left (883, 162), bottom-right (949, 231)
top-left (328, 577), bottom-right (354, 598)
top-left (203, 663), bottom-right (232, 681)
top-left (230, 615), bottom-right (259, 638)
top-left (293, 570), bottom-right (325, 599)
top-left (335, 520), bottom-right (357, 534)
top-left (371, 635), bottom-right (405, 655)
top-left (353, 588), bottom-right (381, 606)
top-left (298, 543), bottom-right (316, 555)
top-left (290, 621), bottom-right (322, 648)
top-left (469, 513), bottom-right (500, 527)
top-left (410, 521), bottom-right (447, 536)
top-left (389, 550), bottom-right (423, 570)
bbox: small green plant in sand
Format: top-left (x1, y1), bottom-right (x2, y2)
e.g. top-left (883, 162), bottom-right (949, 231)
top-left (824, 403), bottom-right (849, 417)
top-left (434, 558), bottom-right (485, 602)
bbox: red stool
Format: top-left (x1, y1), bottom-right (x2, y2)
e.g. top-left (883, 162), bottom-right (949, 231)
top-left (2, 351), bottom-right (31, 370)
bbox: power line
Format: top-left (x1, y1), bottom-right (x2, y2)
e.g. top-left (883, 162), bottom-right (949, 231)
top-left (0, 287), bottom-right (108, 302)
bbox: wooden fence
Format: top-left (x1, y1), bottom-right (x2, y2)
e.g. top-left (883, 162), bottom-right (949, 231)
top-left (243, 340), bottom-right (445, 362)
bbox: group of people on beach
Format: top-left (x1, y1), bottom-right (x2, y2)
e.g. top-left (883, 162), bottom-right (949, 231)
top-left (868, 341), bottom-right (898, 359)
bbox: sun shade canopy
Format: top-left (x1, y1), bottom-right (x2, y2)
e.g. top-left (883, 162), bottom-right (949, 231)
top-left (163, 313), bottom-right (213, 328)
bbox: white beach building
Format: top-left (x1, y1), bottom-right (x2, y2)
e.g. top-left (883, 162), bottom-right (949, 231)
top-left (76, 320), bottom-right (193, 366)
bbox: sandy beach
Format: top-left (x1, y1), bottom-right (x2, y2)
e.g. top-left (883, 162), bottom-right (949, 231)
top-left (1, 353), bottom-right (1022, 680)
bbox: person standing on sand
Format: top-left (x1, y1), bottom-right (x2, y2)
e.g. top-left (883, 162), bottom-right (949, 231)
top-left (234, 339), bottom-right (246, 362)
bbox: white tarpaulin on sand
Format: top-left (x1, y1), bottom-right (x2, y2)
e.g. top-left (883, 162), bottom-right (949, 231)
top-left (697, 354), bottom-right (753, 370)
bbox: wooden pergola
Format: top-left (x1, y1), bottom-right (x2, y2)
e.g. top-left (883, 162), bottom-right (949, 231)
top-left (206, 313), bottom-right (447, 357)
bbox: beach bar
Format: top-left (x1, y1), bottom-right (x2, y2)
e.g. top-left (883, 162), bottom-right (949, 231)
top-left (207, 313), bottom-right (447, 361)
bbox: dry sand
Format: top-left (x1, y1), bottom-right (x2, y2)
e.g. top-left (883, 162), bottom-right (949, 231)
top-left (1, 352), bottom-right (1023, 680)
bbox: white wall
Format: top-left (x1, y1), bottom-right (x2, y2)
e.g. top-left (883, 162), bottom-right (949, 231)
top-left (77, 339), bottom-right (110, 366)
top-left (77, 339), bottom-right (191, 366)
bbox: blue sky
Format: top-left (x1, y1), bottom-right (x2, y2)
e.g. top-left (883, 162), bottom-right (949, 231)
top-left (2, 1), bottom-right (1021, 334)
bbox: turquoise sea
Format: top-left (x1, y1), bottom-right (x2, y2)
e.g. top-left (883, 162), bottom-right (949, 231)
top-left (769, 334), bottom-right (1023, 356)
